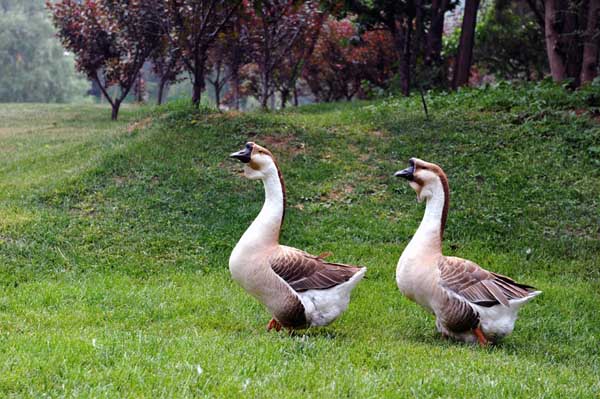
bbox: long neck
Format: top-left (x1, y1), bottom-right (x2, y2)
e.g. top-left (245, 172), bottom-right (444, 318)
top-left (241, 163), bottom-right (286, 247)
top-left (408, 177), bottom-right (449, 255)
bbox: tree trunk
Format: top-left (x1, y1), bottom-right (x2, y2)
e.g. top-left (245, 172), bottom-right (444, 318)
top-left (157, 79), bottom-right (166, 106)
top-left (192, 59), bottom-right (205, 108)
top-left (261, 70), bottom-right (270, 109)
top-left (215, 65), bottom-right (224, 110)
top-left (402, 23), bottom-right (412, 96)
top-left (111, 100), bottom-right (121, 121)
top-left (231, 69), bottom-right (240, 110)
top-left (580, 0), bottom-right (599, 84)
top-left (412, 0), bottom-right (424, 71)
top-left (280, 89), bottom-right (289, 109)
top-left (392, 19), bottom-right (412, 96)
top-left (192, 82), bottom-right (202, 107)
top-left (544, 0), bottom-right (568, 82)
top-left (453, 0), bottom-right (480, 89)
top-left (136, 74), bottom-right (143, 103)
top-left (563, 1), bottom-right (583, 87)
top-left (425, 0), bottom-right (450, 65)
top-left (293, 87), bottom-right (299, 106)
top-left (215, 83), bottom-right (221, 110)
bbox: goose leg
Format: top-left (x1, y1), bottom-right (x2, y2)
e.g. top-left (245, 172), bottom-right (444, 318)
top-left (473, 327), bottom-right (488, 347)
top-left (267, 318), bottom-right (282, 332)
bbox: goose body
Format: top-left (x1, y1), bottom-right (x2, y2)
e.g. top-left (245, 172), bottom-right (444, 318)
top-left (229, 142), bottom-right (366, 330)
top-left (395, 158), bottom-right (540, 344)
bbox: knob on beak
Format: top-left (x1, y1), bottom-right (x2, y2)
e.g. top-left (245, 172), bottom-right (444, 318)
top-left (230, 143), bottom-right (253, 163)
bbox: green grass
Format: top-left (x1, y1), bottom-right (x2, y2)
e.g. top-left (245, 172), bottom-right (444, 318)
top-left (0, 84), bottom-right (599, 397)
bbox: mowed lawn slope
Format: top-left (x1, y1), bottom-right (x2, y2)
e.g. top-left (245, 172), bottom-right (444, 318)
top-left (0, 87), bottom-right (599, 397)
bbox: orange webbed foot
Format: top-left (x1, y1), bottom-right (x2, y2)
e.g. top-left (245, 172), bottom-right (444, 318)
top-left (267, 318), bottom-right (282, 332)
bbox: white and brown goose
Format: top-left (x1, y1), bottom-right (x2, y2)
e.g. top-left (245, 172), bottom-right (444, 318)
top-left (229, 142), bottom-right (366, 331)
top-left (394, 158), bottom-right (541, 345)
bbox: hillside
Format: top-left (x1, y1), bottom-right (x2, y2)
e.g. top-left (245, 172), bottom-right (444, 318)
top-left (0, 84), bottom-right (599, 397)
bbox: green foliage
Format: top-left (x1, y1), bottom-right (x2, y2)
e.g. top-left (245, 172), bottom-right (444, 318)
top-left (0, 85), bottom-right (599, 396)
top-left (429, 79), bottom-right (599, 112)
top-left (473, 1), bottom-right (547, 80)
top-left (0, 0), bottom-right (88, 103)
top-left (444, 0), bottom-right (548, 82)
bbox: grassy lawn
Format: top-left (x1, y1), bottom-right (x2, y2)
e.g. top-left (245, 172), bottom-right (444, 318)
top-left (0, 86), bottom-right (599, 397)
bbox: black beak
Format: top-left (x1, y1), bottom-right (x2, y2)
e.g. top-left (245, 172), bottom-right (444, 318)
top-left (394, 159), bottom-right (415, 180)
top-left (230, 143), bottom-right (253, 163)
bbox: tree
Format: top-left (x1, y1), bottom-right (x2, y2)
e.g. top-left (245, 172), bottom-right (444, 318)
top-left (151, 36), bottom-right (184, 105)
top-left (272, 1), bottom-right (326, 108)
top-left (247, 0), bottom-right (308, 109)
top-left (222, 9), bottom-right (252, 110)
top-left (133, 68), bottom-right (148, 103)
top-left (304, 19), bottom-right (374, 102)
top-left (452, 0), bottom-right (481, 88)
top-left (425, 0), bottom-right (453, 66)
top-left (0, 0), bottom-right (87, 102)
top-left (303, 19), bottom-right (357, 101)
top-left (162, 0), bottom-right (242, 107)
top-left (580, 0), bottom-right (599, 84)
top-left (527, 0), bottom-right (600, 87)
top-left (205, 19), bottom-right (251, 110)
top-left (49, 0), bottom-right (163, 119)
top-left (472, 1), bottom-right (547, 81)
top-left (206, 37), bottom-right (230, 109)
top-left (340, 0), bottom-right (462, 93)
top-left (355, 29), bottom-right (398, 91)
top-left (303, 18), bottom-right (398, 102)
top-left (344, 0), bottom-right (417, 96)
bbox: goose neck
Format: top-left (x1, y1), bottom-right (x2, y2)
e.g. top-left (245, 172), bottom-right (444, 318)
top-left (410, 182), bottom-right (448, 254)
top-left (243, 164), bottom-right (285, 247)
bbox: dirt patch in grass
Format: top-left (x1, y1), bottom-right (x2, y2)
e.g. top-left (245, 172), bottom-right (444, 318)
top-left (370, 130), bottom-right (388, 138)
top-left (113, 176), bottom-right (130, 187)
top-left (0, 127), bottom-right (31, 138)
top-left (260, 135), bottom-right (306, 156)
top-left (127, 117), bottom-right (153, 134)
top-left (0, 145), bottom-right (17, 153)
top-left (218, 159), bottom-right (246, 178)
top-left (69, 204), bottom-right (97, 217)
top-left (322, 184), bottom-right (355, 202)
top-left (574, 108), bottom-right (600, 124)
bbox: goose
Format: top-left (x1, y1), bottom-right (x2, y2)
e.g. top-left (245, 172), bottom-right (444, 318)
top-left (394, 158), bottom-right (541, 345)
top-left (229, 142), bottom-right (366, 331)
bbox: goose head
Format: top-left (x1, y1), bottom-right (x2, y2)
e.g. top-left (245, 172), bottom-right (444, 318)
top-left (230, 142), bottom-right (277, 180)
top-left (394, 158), bottom-right (448, 203)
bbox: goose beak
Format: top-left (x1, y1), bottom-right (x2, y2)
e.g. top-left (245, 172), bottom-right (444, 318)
top-left (230, 143), bottom-right (252, 163)
top-left (394, 165), bottom-right (414, 180)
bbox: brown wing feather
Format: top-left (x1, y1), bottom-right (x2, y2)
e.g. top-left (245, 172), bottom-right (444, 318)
top-left (270, 247), bottom-right (363, 292)
top-left (438, 256), bottom-right (537, 307)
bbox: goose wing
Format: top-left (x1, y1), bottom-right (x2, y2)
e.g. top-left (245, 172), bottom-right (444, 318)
top-left (270, 246), bottom-right (363, 292)
top-left (438, 256), bottom-right (537, 307)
